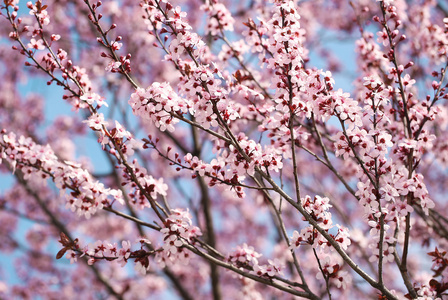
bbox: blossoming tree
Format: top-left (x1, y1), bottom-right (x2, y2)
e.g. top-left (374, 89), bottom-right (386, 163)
top-left (1, 0), bottom-right (448, 298)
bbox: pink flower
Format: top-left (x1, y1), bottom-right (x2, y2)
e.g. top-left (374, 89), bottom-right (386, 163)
top-left (134, 261), bottom-right (149, 275)
top-left (117, 241), bottom-right (131, 267)
top-left (376, 29), bottom-right (389, 46)
top-left (334, 270), bottom-right (352, 289)
top-left (83, 113), bottom-right (108, 131)
top-left (105, 60), bottom-right (122, 72)
top-left (80, 93), bottom-right (108, 107)
top-left (65, 250), bottom-right (77, 264)
top-left (227, 243), bottom-right (261, 267)
top-left (27, 38), bottom-right (45, 50)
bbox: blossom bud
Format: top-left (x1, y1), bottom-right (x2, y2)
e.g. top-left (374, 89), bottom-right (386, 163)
top-left (432, 81), bottom-right (440, 90)
top-left (391, 30), bottom-right (398, 38)
top-left (404, 61), bottom-right (414, 69)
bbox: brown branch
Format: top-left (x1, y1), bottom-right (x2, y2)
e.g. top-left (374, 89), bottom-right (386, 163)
top-left (13, 170), bottom-right (123, 300)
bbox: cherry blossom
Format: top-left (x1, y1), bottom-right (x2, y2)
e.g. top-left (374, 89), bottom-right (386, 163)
top-left (27, 38), bottom-right (44, 50)
top-left (1, 0), bottom-right (448, 299)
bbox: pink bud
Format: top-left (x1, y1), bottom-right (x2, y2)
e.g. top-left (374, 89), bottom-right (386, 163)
top-left (432, 81), bottom-right (440, 90)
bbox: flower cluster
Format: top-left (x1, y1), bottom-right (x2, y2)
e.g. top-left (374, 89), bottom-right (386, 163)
top-left (265, 1), bottom-right (304, 71)
top-left (227, 244), bottom-right (283, 279)
top-left (183, 134), bottom-right (283, 197)
top-left (120, 159), bottom-right (168, 209)
top-left (63, 238), bottom-right (156, 275)
top-left (156, 209), bottom-right (202, 267)
top-left (129, 82), bottom-right (189, 132)
top-left (177, 63), bottom-right (235, 129)
top-left (315, 256), bottom-right (353, 290)
top-left (0, 131), bottom-right (124, 218)
top-left (201, 1), bottom-right (235, 36)
top-left (27, 0), bottom-right (50, 26)
top-left (80, 92), bottom-right (108, 108)
top-left (289, 196), bottom-right (352, 288)
top-left (227, 243), bottom-right (261, 268)
top-left (291, 195), bottom-right (351, 251)
top-left (143, 0), bottom-right (241, 132)
top-left (252, 259), bottom-right (284, 279)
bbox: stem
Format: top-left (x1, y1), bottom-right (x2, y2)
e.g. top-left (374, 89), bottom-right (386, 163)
top-left (250, 175), bottom-right (313, 295)
top-left (198, 176), bottom-right (222, 300)
top-left (378, 4), bottom-right (418, 297)
top-left (183, 244), bottom-right (319, 299)
top-left (393, 250), bottom-right (417, 299)
top-left (378, 213), bottom-right (385, 287)
top-left (310, 115), bottom-right (358, 199)
top-left (313, 248), bottom-right (332, 300)
top-left (103, 207), bottom-right (161, 230)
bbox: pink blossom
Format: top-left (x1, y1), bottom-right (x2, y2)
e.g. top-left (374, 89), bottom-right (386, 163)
top-left (2, 0), bottom-right (448, 298)
top-left (83, 113), bottom-right (108, 131)
top-left (27, 38), bottom-right (45, 50)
